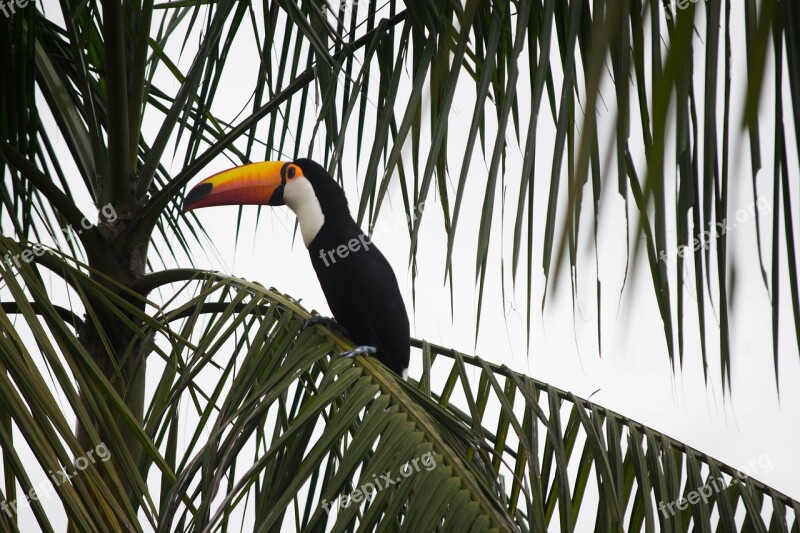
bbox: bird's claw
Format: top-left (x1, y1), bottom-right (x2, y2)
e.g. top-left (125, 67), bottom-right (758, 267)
top-left (303, 316), bottom-right (350, 337)
top-left (340, 346), bottom-right (376, 359)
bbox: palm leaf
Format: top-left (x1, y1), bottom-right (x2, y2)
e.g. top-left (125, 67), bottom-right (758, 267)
top-left (2, 254), bottom-right (797, 529)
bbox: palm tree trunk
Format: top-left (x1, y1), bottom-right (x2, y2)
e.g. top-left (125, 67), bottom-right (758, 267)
top-left (75, 211), bottom-right (150, 521)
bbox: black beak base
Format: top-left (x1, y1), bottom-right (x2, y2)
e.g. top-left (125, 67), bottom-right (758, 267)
top-left (268, 185), bottom-right (285, 206)
top-left (183, 183), bottom-right (213, 212)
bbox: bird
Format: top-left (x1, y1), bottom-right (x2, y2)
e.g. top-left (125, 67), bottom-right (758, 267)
top-left (183, 158), bottom-right (410, 378)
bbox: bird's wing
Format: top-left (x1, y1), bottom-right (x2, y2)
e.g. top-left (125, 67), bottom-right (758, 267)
top-left (312, 232), bottom-right (410, 374)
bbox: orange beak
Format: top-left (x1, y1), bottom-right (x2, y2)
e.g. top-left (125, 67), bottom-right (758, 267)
top-left (183, 161), bottom-right (289, 212)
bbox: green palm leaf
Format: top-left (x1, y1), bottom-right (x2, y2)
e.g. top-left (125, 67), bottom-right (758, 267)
top-left (2, 257), bottom-right (797, 529)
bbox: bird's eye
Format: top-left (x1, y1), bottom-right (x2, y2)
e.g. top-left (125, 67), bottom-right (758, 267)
top-left (287, 166), bottom-right (296, 179)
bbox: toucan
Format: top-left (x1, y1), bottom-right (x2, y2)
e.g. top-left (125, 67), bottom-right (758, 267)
top-left (183, 159), bottom-right (410, 378)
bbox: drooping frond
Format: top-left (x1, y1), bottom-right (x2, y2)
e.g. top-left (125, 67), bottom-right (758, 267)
top-left (1, 252), bottom-right (796, 530)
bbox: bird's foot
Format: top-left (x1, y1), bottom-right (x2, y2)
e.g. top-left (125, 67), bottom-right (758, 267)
top-left (340, 346), bottom-right (376, 359)
top-left (303, 316), bottom-right (350, 337)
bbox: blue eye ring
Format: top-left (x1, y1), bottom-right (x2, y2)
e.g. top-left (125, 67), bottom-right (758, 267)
top-left (287, 166), bottom-right (296, 179)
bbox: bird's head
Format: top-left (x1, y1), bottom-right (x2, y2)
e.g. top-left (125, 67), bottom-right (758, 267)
top-left (183, 159), bottom-right (350, 245)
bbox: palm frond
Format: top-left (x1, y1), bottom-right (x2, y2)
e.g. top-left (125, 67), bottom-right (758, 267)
top-left (2, 252), bottom-right (797, 529)
top-left (4, 1), bottom-right (797, 383)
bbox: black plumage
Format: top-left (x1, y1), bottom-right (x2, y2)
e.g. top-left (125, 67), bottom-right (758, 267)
top-left (296, 159), bottom-right (410, 376)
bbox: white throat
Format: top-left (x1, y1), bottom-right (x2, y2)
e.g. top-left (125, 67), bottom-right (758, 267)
top-left (283, 177), bottom-right (325, 246)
